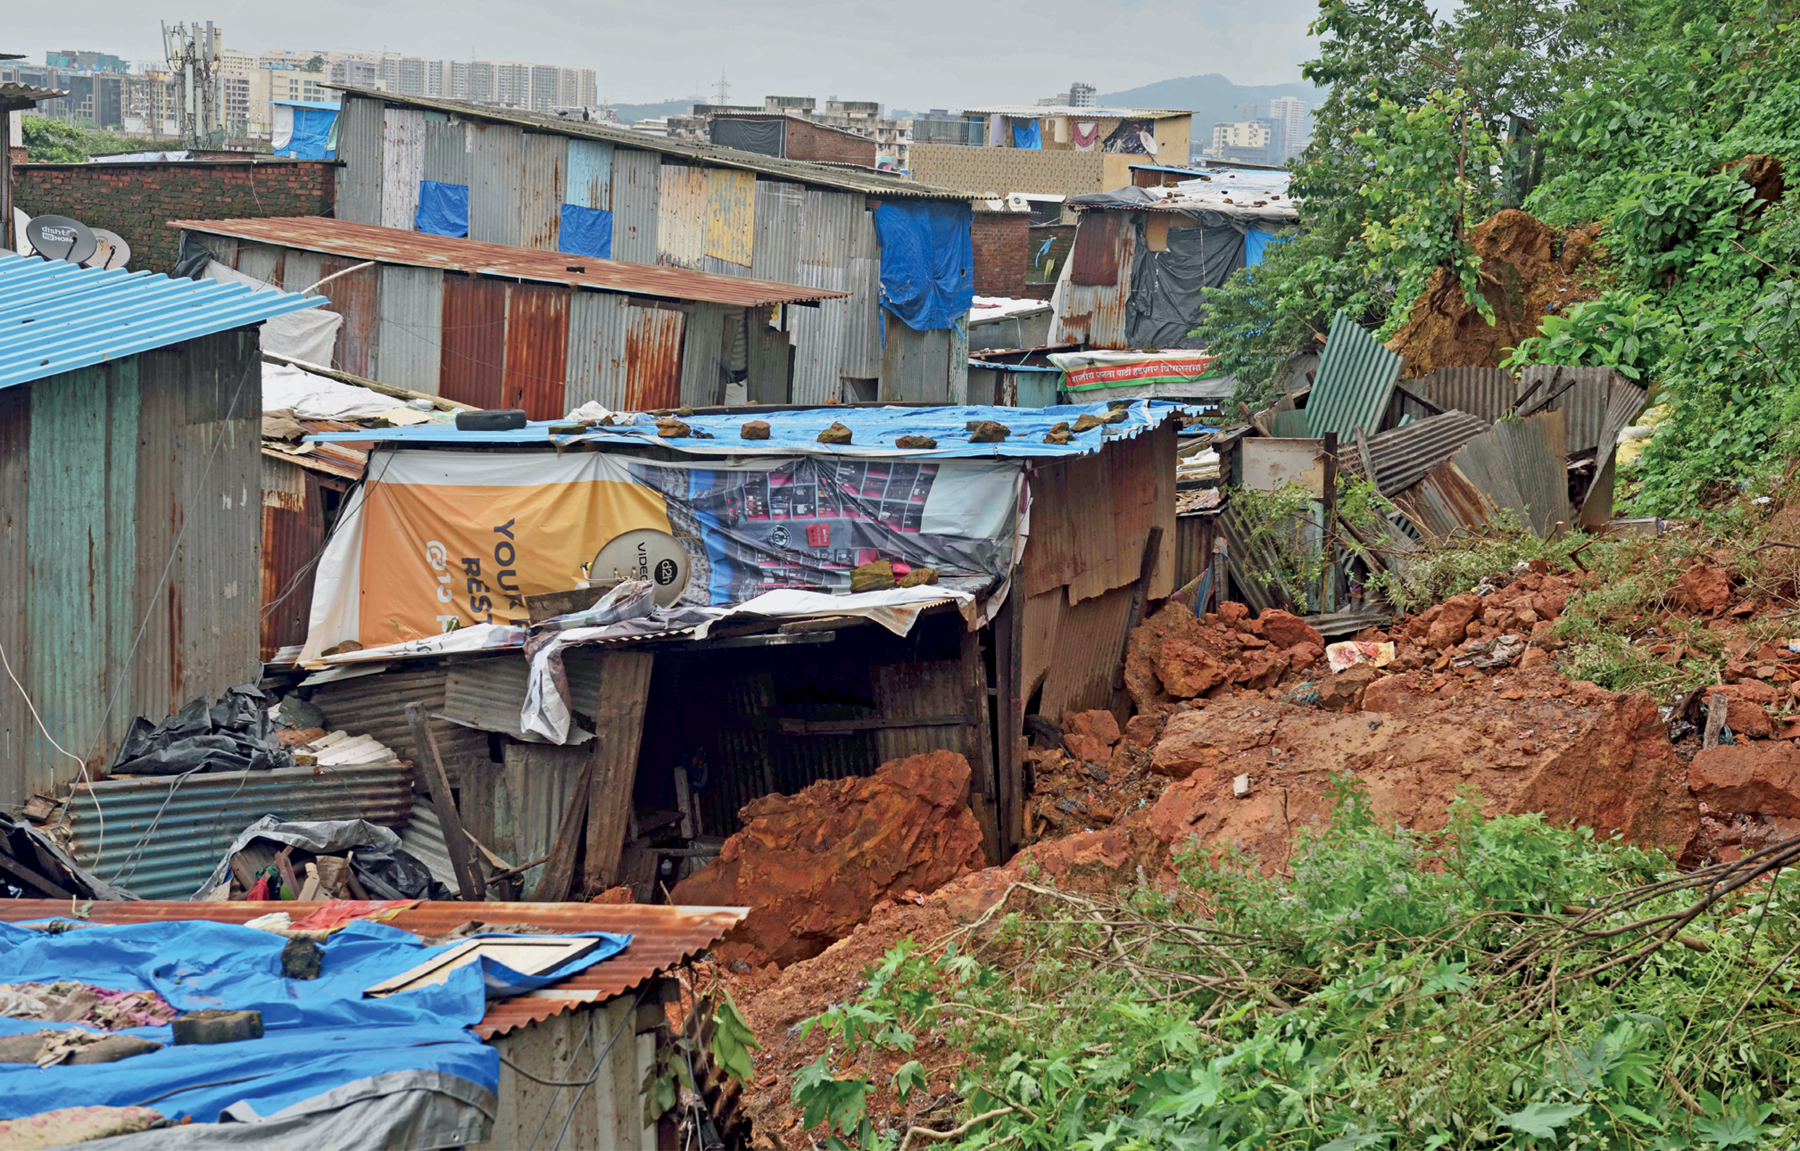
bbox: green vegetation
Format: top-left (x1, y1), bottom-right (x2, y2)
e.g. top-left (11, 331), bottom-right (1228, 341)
top-left (21, 117), bottom-right (162, 163)
top-left (1193, 0), bottom-right (1800, 517)
top-left (790, 780), bottom-right (1800, 1149)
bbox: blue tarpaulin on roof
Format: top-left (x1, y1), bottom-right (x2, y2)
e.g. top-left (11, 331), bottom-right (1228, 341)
top-left (1011, 119), bottom-right (1041, 149)
top-left (415, 181), bottom-right (470, 238)
top-left (558, 204), bottom-right (613, 258)
top-left (0, 917), bottom-right (628, 1124)
top-left (873, 201), bottom-right (975, 333)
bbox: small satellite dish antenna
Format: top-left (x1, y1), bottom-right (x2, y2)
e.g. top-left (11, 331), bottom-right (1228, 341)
top-left (26, 215), bottom-right (98, 265)
top-left (593, 528), bottom-right (690, 607)
top-left (83, 228), bottom-right (131, 271)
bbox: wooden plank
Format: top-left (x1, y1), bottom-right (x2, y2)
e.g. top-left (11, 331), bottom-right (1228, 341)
top-left (405, 702), bottom-right (486, 901)
top-left (961, 625), bottom-right (1000, 864)
top-left (583, 651), bottom-right (655, 894)
top-left (779, 713), bottom-right (964, 736)
top-left (993, 589), bottom-right (1026, 857)
top-left (1113, 526), bottom-right (1166, 693)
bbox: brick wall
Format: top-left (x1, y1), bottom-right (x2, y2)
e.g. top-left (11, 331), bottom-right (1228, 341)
top-left (11, 160), bottom-right (336, 273)
top-left (911, 143), bottom-right (1106, 198)
top-left (785, 119), bottom-right (878, 167)
top-left (972, 211), bottom-right (1030, 297)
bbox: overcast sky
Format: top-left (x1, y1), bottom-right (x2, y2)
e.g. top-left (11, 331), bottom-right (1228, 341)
top-left (7, 0), bottom-right (1319, 108)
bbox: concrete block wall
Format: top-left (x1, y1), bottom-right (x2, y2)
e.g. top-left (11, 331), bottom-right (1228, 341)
top-left (11, 160), bottom-right (336, 273)
top-left (910, 144), bottom-right (1104, 198)
top-left (972, 211), bottom-right (1030, 297)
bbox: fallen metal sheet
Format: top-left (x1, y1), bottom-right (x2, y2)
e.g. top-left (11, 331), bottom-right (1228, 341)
top-left (1356, 410), bottom-right (1491, 495)
top-left (63, 763), bottom-right (415, 902)
top-left (1390, 458), bottom-right (1508, 539)
top-left (1490, 410), bottom-right (1571, 536)
top-left (1408, 366), bottom-right (1517, 422)
top-left (1306, 310), bottom-right (1402, 439)
top-left (1517, 365), bottom-right (1642, 455)
top-left (1576, 374), bottom-right (1650, 527)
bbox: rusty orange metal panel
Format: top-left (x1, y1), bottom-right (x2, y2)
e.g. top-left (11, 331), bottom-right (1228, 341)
top-left (173, 216), bottom-right (849, 309)
top-left (0, 900), bottom-right (746, 1038)
top-left (260, 465), bottom-right (330, 660)
top-left (624, 304), bottom-right (685, 409)
top-left (317, 257), bottom-right (380, 377)
top-left (1070, 211), bottom-right (1123, 285)
top-left (704, 167), bottom-right (756, 266)
top-left (439, 273), bottom-right (507, 409)
top-left (502, 282), bottom-right (571, 420)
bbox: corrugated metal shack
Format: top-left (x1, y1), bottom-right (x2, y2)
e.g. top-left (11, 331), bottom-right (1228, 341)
top-left (0, 898), bottom-right (746, 1150)
top-left (177, 216), bottom-right (850, 418)
top-left (0, 253), bottom-right (323, 808)
top-left (290, 403), bottom-right (1181, 879)
top-left (324, 87), bottom-right (986, 405)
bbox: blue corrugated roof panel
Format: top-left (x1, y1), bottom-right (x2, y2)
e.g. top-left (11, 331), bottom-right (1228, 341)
top-left (307, 400), bottom-right (1210, 459)
top-left (0, 252), bottom-right (326, 391)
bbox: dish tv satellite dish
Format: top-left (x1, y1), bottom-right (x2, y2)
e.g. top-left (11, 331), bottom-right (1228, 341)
top-left (83, 228), bottom-right (131, 271)
top-left (592, 528), bottom-right (690, 607)
top-left (26, 215), bottom-right (98, 265)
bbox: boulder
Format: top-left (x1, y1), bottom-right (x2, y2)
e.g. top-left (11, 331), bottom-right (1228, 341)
top-left (1317, 665), bottom-right (1378, 711)
top-left (1690, 741), bottom-right (1800, 817)
top-left (1155, 633), bottom-right (1229, 700)
top-left (1061, 709), bottom-right (1121, 764)
top-left (1427, 595), bottom-right (1483, 650)
top-left (1673, 564), bottom-right (1734, 615)
top-left (668, 750), bottom-right (987, 966)
top-left (1258, 609), bottom-right (1323, 650)
top-left (1121, 714), bottom-right (1163, 748)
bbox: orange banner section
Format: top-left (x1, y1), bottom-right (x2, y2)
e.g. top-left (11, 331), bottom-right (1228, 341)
top-left (357, 479), bottom-right (670, 644)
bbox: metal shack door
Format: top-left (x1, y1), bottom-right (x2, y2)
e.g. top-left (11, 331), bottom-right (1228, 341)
top-left (439, 273), bottom-right (508, 409)
top-left (624, 303), bottom-right (685, 410)
top-left (502, 282), bottom-right (571, 420)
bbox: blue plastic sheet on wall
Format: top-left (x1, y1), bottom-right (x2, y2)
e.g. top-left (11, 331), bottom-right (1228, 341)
top-left (558, 204), bottom-right (614, 259)
top-left (873, 201), bottom-right (975, 332)
top-left (1011, 119), bottom-right (1042, 150)
top-left (280, 105), bottom-right (337, 160)
top-left (415, 181), bottom-right (470, 238)
top-left (1245, 228), bottom-right (1290, 267)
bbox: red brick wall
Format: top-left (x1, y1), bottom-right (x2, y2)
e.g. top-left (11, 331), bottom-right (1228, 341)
top-left (784, 119), bottom-right (878, 167)
top-left (11, 160), bottom-right (336, 273)
top-left (972, 211), bottom-right (1030, 297)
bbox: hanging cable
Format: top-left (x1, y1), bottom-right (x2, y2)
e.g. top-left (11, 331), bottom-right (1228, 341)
top-left (0, 637), bottom-right (103, 865)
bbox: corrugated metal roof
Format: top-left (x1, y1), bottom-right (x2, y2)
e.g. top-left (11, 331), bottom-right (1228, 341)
top-left (0, 82), bottom-right (66, 110)
top-left (1356, 410), bottom-right (1492, 495)
top-left (307, 398), bottom-right (1203, 460)
top-left (327, 87), bottom-right (985, 200)
top-left (0, 253), bottom-right (325, 391)
top-left (0, 899), bottom-right (747, 1039)
top-left (172, 217), bottom-right (848, 309)
top-left (1306, 310), bottom-right (1402, 439)
top-left (1407, 366), bottom-right (1517, 422)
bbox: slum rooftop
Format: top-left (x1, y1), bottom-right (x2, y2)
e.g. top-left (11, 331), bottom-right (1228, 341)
top-left (0, 250), bottom-right (325, 389)
top-left (328, 85), bottom-right (990, 200)
top-left (960, 103), bottom-right (1192, 120)
top-left (307, 399), bottom-right (1204, 459)
top-left (169, 216), bottom-right (851, 309)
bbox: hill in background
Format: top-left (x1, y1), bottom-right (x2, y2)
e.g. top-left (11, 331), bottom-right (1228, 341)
top-left (1098, 73), bottom-right (1322, 134)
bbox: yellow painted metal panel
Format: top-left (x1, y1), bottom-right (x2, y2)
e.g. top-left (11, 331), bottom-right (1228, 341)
top-left (704, 167), bottom-right (756, 266)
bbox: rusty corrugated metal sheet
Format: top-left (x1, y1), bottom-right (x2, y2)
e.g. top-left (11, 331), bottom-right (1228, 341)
top-left (1035, 584), bottom-right (1137, 718)
top-left (520, 131), bottom-right (566, 252)
top-left (564, 289), bottom-right (630, 408)
top-left (1518, 365), bottom-right (1643, 456)
top-left (174, 217), bottom-right (847, 309)
top-left (704, 167), bottom-right (756, 266)
top-left (1070, 211), bottom-right (1124, 285)
top-left (317, 257), bottom-right (380, 378)
top-left (261, 456), bottom-right (331, 660)
top-left (306, 664), bottom-right (492, 775)
top-left (439, 273), bottom-right (508, 409)
top-left (1391, 458), bottom-right (1505, 538)
top-left (678, 301), bottom-right (729, 408)
top-left (1491, 409), bottom-right (1571, 535)
top-left (1054, 215), bottom-right (1134, 348)
top-left (658, 164), bottom-right (709, 268)
top-left (870, 659), bottom-right (968, 763)
top-left (376, 264), bottom-right (444, 395)
top-left (467, 120), bottom-right (524, 247)
top-left (1357, 410), bottom-right (1492, 495)
top-left (503, 281), bottom-right (570, 419)
top-left (624, 304), bottom-right (685, 409)
top-left (1408, 366), bottom-right (1517, 422)
top-left (423, 119), bottom-right (470, 186)
top-left (0, 899), bottom-right (746, 1038)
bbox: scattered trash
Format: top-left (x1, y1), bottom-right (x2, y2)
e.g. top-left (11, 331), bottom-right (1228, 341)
top-left (1326, 641), bottom-right (1396, 673)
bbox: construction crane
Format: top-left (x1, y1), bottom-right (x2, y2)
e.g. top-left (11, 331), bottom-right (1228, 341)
top-left (1236, 102), bottom-right (1266, 121)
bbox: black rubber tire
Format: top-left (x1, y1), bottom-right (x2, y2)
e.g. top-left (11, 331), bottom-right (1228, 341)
top-left (454, 408), bottom-right (528, 431)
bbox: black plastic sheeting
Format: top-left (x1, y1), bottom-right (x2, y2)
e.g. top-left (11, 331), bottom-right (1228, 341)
top-left (110, 685), bottom-right (296, 776)
top-left (710, 117), bottom-right (786, 157)
top-left (1126, 223), bottom-right (1247, 349)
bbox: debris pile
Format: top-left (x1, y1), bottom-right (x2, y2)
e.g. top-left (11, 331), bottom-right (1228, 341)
top-left (669, 750), bottom-right (987, 967)
top-left (109, 685), bottom-right (293, 776)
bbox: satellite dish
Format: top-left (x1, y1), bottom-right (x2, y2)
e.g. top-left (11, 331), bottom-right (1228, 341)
top-left (83, 229), bottom-right (131, 271)
top-left (592, 528), bottom-right (690, 607)
top-left (26, 215), bottom-right (98, 265)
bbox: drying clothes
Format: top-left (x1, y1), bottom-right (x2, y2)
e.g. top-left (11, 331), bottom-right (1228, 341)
top-left (1072, 121), bottom-right (1098, 151)
top-left (1011, 119), bottom-right (1042, 150)
top-left (414, 180), bottom-right (469, 238)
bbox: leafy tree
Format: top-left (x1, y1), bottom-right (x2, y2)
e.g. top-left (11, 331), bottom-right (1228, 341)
top-left (19, 117), bottom-right (158, 163)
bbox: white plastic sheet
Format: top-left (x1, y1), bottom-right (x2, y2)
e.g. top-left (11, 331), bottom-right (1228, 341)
top-left (203, 260), bottom-right (343, 365)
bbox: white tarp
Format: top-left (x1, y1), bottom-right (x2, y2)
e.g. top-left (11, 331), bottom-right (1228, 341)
top-left (263, 361), bottom-right (403, 419)
top-left (203, 260), bottom-right (343, 365)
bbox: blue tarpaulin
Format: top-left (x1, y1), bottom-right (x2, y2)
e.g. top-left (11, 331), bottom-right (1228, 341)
top-left (1245, 229), bottom-right (1290, 267)
top-left (0, 917), bottom-right (628, 1124)
top-left (415, 181), bottom-right (470, 238)
top-left (272, 103), bottom-right (338, 161)
top-left (1011, 119), bottom-right (1042, 150)
top-left (873, 201), bottom-right (975, 332)
top-left (558, 204), bottom-right (613, 259)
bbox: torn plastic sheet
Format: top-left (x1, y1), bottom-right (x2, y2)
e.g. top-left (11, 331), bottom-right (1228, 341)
top-left (520, 586), bottom-right (976, 744)
top-left (314, 623), bottom-right (530, 666)
top-left (193, 816), bottom-right (401, 899)
top-left (109, 685), bottom-right (294, 777)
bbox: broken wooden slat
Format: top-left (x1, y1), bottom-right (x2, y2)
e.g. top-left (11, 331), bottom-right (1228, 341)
top-left (531, 755), bottom-right (596, 902)
top-left (584, 651), bottom-right (655, 894)
top-left (405, 702), bottom-right (486, 901)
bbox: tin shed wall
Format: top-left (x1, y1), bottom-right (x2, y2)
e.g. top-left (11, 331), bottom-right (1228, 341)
top-left (565, 139), bottom-right (613, 210)
top-left (657, 164), bottom-right (709, 268)
top-left (335, 95), bottom-right (385, 225)
top-left (704, 167), bottom-right (757, 266)
top-left (0, 388), bottom-right (29, 805)
top-left (423, 119), bottom-right (471, 185)
top-left (502, 281), bottom-right (571, 419)
top-left (440, 272), bottom-right (509, 409)
top-left (233, 241), bottom-right (286, 286)
top-left (317, 257), bottom-right (381, 379)
top-left (610, 147), bottom-right (660, 264)
top-left (520, 131), bottom-right (567, 251)
top-left (750, 181), bottom-right (804, 286)
top-left (474, 997), bottom-right (657, 1151)
top-left (381, 107), bottom-right (427, 231)
top-left (468, 121), bottom-right (525, 247)
top-left (377, 264), bottom-right (445, 394)
top-left (679, 301), bottom-right (730, 407)
top-left (624, 304), bottom-right (685, 410)
top-left (565, 289), bottom-right (630, 407)
top-left (1053, 214), bottom-right (1134, 348)
top-left (261, 458), bottom-right (332, 660)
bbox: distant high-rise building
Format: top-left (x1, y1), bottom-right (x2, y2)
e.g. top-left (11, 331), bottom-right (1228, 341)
top-left (1268, 96), bottom-right (1308, 161)
top-left (1069, 81), bottom-right (1096, 108)
top-left (1210, 119), bottom-right (1279, 165)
